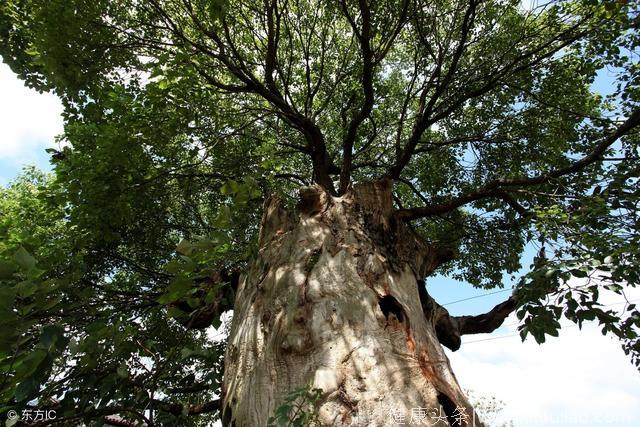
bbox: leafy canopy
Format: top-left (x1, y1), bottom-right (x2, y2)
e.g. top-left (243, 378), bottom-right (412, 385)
top-left (1, 0), bottom-right (639, 424)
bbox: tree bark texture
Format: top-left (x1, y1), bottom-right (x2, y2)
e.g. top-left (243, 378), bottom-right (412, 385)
top-left (222, 180), bottom-right (480, 426)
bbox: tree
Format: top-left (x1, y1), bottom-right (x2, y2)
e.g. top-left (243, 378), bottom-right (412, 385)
top-left (1, 0), bottom-right (639, 425)
top-left (464, 389), bottom-right (512, 427)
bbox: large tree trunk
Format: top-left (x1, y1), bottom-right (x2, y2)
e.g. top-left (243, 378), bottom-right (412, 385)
top-left (222, 180), bottom-right (479, 426)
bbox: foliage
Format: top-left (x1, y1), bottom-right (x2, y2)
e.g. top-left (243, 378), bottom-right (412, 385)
top-left (267, 384), bottom-right (323, 427)
top-left (0, 166), bottom-right (229, 425)
top-left (0, 0), bottom-right (639, 423)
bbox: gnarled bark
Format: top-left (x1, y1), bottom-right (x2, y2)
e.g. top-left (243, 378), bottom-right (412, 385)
top-left (222, 180), bottom-right (481, 426)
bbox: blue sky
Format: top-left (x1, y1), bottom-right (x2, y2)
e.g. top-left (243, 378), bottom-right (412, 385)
top-left (2, 61), bottom-right (640, 426)
top-left (0, 63), bottom-right (62, 187)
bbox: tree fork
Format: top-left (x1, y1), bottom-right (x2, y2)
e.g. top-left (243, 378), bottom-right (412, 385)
top-left (222, 180), bottom-right (481, 426)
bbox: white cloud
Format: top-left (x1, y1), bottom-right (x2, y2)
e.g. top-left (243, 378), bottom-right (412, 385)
top-left (0, 63), bottom-right (63, 163)
top-left (449, 284), bottom-right (640, 427)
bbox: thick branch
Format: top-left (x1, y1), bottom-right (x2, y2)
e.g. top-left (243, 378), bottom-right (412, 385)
top-left (149, 398), bottom-right (220, 416)
top-left (264, 0), bottom-right (280, 93)
top-left (338, 0), bottom-right (375, 194)
top-left (101, 398), bottom-right (220, 426)
top-left (396, 109), bottom-right (640, 220)
top-left (389, 15), bottom-right (591, 179)
top-left (453, 296), bottom-right (518, 336)
top-left (389, 0), bottom-right (478, 179)
top-left (153, 0), bottom-right (336, 193)
top-left (418, 281), bottom-right (518, 351)
top-left (31, 405), bottom-right (152, 427)
top-left (103, 416), bottom-right (139, 427)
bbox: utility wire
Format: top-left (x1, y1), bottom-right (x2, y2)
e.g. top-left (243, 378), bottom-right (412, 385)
top-left (462, 324), bottom-right (578, 345)
top-left (442, 287), bottom-right (514, 306)
top-left (498, 297), bottom-right (639, 329)
top-left (462, 298), bottom-right (640, 345)
top-left (442, 282), bottom-right (597, 307)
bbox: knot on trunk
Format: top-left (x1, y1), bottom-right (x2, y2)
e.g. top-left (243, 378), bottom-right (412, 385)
top-left (297, 185), bottom-right (330, 216)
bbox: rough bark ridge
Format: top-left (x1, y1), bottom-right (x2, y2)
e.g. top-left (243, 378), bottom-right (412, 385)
top-left (222, 180), bottom-right (478, 426)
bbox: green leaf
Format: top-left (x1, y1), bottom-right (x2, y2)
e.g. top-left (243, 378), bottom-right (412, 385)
top-left (15, 280), bottom-right (38, 298)
top-left (14, 378), bottom-right (39, 402)
top-left (157, 291), bottom-right (181, 304)
top-left (157, 79), bottom-right (171, 90)
top-left (167, 276), bottom-right (194, 295)
top-left (6, 414), bottom-right (19, 427)
top-left (570, 269), bottom-right (588, 278)
top-left (519, 327), bottom-right (529, 341)
top-left (211, 316), bottom-right (222, 330)
top-left (13, 247), bottom-right (36, 271)
top-left (40, 324), bottom-right (65, 351)
top-left (176, 239), bottom-right (195, 256)
top-left (117, 363), bottom-right (128, 378)
top-left (0, 286), bottom-right (16, 312)
top-left (68, 338), bottom-right (80, 355)
top-left (16, 349), bottom-right (48, 377)
top-left (180, 347), bottom-right (195, 359)
top-left (0, 260), bottom-right (16, 279)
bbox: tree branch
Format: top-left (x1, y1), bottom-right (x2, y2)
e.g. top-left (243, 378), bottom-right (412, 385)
top-left (453, 296), bottom-right (518, 336)
top-left (153, 0), bottom-right (337, 193)
top-left (274, 173), bottom-right (309, 186)
top-left (264, 0), bottom-right (280, 93)
top-left (389, 14), bottom-right (592, 179)
top-left (389, 0), bottom-right (478, 179)
top-left (338, 0), bottom-right (375, 194)
top-left (395, 177), bottom-right (430, 205)
top-left (396, 109), bottom-right (640, 220)
top-left (418, 280), bottom-right (518, 352)
top-left (149, 397), bottom-right (221, 416)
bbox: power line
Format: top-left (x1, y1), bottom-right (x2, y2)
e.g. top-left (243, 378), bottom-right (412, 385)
top-left (498, 298), bottom-right (639, 329)
top-left (442, 288), bottom-right (514, 306)
top-left (462, 298), bottom-right (640, 345)
top-left (441, 282), bottom-right (600, 307)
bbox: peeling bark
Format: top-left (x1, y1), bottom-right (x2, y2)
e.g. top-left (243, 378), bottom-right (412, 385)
top-left (222, 180), bottom-right (481, 426)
